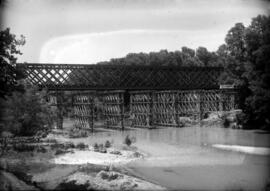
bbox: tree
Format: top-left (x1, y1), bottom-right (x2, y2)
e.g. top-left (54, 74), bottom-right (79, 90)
top-left (181, 46), bottom-right (195, 57)
top-left (196, 47), bottom-right (216, 66)
top-left (220, 23), bottom-right (251, 110)
top-left (225, 23), bottom-right (247, 62)
top-left (243, 15), bottom-right (270, 129)
top-left (2, 80), bottom-right (56, 136)
top-left (220, 15), bottom-right (270, 129)
top-left (0, 28), bottom-right (25, 98)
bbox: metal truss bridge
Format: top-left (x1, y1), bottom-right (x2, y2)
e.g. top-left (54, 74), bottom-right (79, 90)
top-left (17, 63), bottom-right (223, 91)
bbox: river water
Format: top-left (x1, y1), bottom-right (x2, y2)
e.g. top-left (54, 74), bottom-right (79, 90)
top-left (65, 121), bottom-right (270, 190)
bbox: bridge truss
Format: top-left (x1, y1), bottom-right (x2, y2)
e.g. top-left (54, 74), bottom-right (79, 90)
top-left (17, 63), bottom-right (237, 130)
top-left (17, 63), bottom-right (222, 90)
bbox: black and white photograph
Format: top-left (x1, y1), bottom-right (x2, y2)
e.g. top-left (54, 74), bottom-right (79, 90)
top-left (0, 0), bottom-right (270, 190)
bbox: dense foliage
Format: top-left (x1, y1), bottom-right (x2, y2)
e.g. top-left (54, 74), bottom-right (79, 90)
top-left (98, 46), bottom-right (217, 67)
top-left (0, 28), bottom-right (25, 98)
top-left (243, 15), bottom-right (270, 129)
top-left (1, 81), bottom-right (56, 136)
top-left (216, 15), bottom-right (270, 129)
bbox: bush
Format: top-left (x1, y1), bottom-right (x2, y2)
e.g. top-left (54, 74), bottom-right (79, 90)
top-left (76, 142), bottom-right (88, 150)
top-left (64, 142), bottom-right (75, 149)
top-left (50, 143), bottom-right (65, 150)
top-left (2, 81), bottom-right (56, 136)
top-left (55, 149), bottom-right (69, 155)
top-left (104, 140), bottom-right (111, 148)
top-left (109, 150), bottom-right (121, 155)
top-left (93, 143), bottom-right (99, 152)
top-left (236, 112), bottom-right (246, 126)
top-left (98, 171), bottom-right (121, 181)
top-left (223, 118), bottom-right (231, 128)
top-left (124, 135), bottom-right (132, 147)
top-left (93, 143), bottom-right (107, 153)
top-left (203, 112), bottom-right (210, 119)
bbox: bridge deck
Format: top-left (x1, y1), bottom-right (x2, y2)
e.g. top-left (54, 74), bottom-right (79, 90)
top-left (17, 63), bottom-right (223, 91)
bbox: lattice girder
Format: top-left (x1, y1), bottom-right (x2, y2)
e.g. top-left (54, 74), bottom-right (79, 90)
top-left (17, 63), bottom-right (222, 90)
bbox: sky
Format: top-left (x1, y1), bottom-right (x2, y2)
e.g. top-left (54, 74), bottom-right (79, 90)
top-left (1, 0), bottom-right (269, 64)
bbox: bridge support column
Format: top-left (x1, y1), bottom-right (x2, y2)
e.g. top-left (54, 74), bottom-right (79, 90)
top-left (149, 91), bottom-right (155, 129)
top-left (199, 90), bottom-right (203, 121)
top-left (174, 91), bottom-right (180, 128)
top-left (219, 90), bottom-right (224, 112)
top-left (73, 92), bottom-right (95, 131)
top-left (120, 92), bottom-right (124, 131)
top-left (56, 91), bottom-right (64, 129)
top-left (102, 90), bottom-right (125, 130)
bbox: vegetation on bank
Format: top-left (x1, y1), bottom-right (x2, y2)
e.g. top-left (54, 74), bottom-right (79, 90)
top-left (0, 14), bottom-right (269, 132)
top-left (1, 81), bottom-right (57, 136)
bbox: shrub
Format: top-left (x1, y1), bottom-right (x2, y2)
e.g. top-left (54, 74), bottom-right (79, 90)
top-left (55, 149), bottom-right (69, 155)
top-left (64, 142), bottom-right (75, 149)
top-left (93, 143), bottom-right (99, 152)
top-left (223, 118), bottom-right (231, 128)
top-left (236, 112), bottom-right (246, 126)
top-left (104, 140), bottom-right (111, 148)
top-left (109, 150), bottom-right (121, 155)
top-left (50, 143), bottom-right (65, 150)
top-left (2, 81), bottom-right (56, 136)
top-left (203, 112), bottom-right (210, 119)
top-left (76, 142), bottom-right (88, 150)
top-left (124, 135), bottom-right (132, 147)
top-left (98, 171), bottom-right (121, 181)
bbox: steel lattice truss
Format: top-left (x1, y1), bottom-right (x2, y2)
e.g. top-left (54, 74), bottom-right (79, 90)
top-left (17, 63), bottom-right (223, 90)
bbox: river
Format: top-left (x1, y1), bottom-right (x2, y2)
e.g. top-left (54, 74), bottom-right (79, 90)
top-left (65, 121), bottom-right (270, 190)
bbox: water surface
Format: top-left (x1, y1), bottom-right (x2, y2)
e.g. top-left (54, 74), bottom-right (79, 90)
top-left (64, 121), bottom-right (270, 190)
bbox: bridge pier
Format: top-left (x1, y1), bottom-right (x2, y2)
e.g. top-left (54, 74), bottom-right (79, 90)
top-left (56, 91), bottom-right (64, 129)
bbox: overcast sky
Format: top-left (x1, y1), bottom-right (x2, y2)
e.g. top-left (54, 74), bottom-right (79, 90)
top-left (1, 0), bottom-right (269, 64)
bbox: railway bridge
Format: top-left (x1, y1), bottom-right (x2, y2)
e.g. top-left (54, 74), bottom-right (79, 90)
top-left (17, 63), bottom-right (237, 130)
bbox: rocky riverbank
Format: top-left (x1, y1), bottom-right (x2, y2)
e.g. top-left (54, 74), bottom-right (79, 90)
top-left (0, 130), bottom-right (166, 191)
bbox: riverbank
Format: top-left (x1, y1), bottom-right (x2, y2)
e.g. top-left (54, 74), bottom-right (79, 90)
top-left (0, 131), bottom-right (166, 191)
top-left (47, 124), bottom-right (270, 190)
top-left (1, 117), bottom-right (270, 191)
